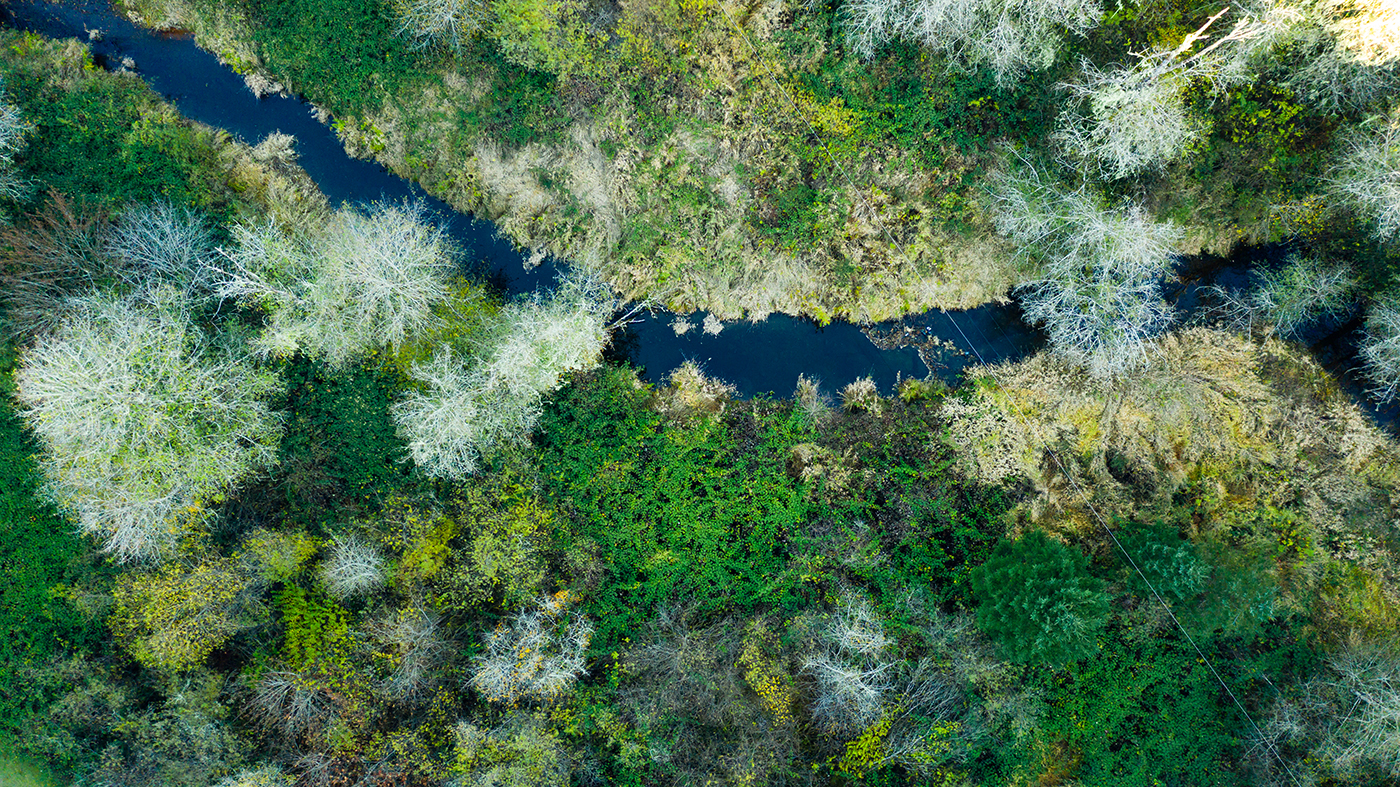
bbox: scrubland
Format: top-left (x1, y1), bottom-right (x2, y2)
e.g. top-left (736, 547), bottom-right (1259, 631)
top-left (1, 4), bottom-right (1399, 787)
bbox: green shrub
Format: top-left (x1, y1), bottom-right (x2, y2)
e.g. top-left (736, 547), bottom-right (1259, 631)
top-left (0, 341), bottom-right (105, 737)
top-left (487, 0), bottom-right (596, 76)
top-left (969, 530), bottom-right (1109, 664)
top-left (450, 714), bottom-right (569, 787)
top-left (535, 367), bottom-right (811, 650)
top-left (453, 50), bottom-right (568, 147)
top-left (1040, 620), bottom-right (1250, 787)
top-left (110, 558), bottom-right (263, 671)
top-left (276, 355), bottom-right (413, 522)
top-left (434, 480), bottom-right (550, 612)
top-left (275, 585), bottom-right (351, 670)
top-left (1115, 519), bottom-right (1206, 603)
top-left (0, 33), bottom-right (230, 214)
top-left (244, 0), bottom-right (430, 116)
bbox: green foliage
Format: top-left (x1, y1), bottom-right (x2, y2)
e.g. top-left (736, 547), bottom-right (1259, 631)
top-left (244, 0), bottom-right (430, 116)
top-left (535, 368), bottom-right (812, 650)
top-left (487, 0), bottom-right (596, 76)
top-left (805, 40), bottom-right (1056, 160)
top-left (238, 528), bottom-right (320, 584)
top-left (275, 584), bottom-right (351, 670)
top-left (1217, 84), bottom-right (1316, 184)
top-left (1175, 79), bottom-right (1336, 228)
top-left (451, 48), bottom-right (569, 147)
top-left (1115, 519), bottom-right (1205, 603)
top-left (868, 479), bottom-right (1008, 606)
top-left (110, 558), bottom-right (261, 671)
top-left (1040, 620), bottom-right (1248, 787)
top-left (1181, 536), bottom-right (1282, 640)
top-left (0, 340), bottom-right (106, 738)
top-left (969, 530), bottom-right (1109, 664)
top-left (450, 714), bottom-right (569, 787)
top-left (434, 479), bottom-right (550, 612)
top-left (276, 356), bottom-right (413, 523)
top-left (0, 32), bottom-right (230, 214)
top-left (380, 495), bottom-right (459, 583)
top-left (20, 661), bottom-right (250, 786)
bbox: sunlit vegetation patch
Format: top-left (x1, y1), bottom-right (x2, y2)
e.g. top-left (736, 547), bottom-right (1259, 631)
top-left (241, 0), bottom-right (433, 116)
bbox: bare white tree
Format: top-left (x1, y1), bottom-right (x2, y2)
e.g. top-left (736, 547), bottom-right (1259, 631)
top-left (1359, 293), bottom-right (1400, 402)
top-left (14, 286), bottom-right (283, 561)
top-left (803, 597), bottom-right (895, 734)
top-left (1322, 643), bottom-right (1400, 779)
top-left (246, 670), bottom-right (337, 739)
top-left (480, 274), bottom-right (617, 397)
top-left (320, 534), bottom-right (387, 599)
top-left (392, 273), bottom-right (616, 479)
top-left (0, 85), bottom-right (31, 203)
top-left (212, 201), bottom-right (455, 367)
top-left (393, 0), bottom-right (488, 51)
top-left (372, 604), bottom-right (451, 700)
top-left (1053, 6), bottom-right (1283, 178)
top-left (1211, 255), bottom-right (1357, 338)
top-left (1247, 640), bottom-right (1400, 783)
top-left (1331, 121), bottom-right (1400, 241)
top-left (845, 0), bottom-right (1103, 85)
top-left (470, 592), bottom-right (592, 705)
top-left (105, 201), bottom-right (218, 290)
top-left (1055, 61), bottom-right (1205, 180)
top-left (988, 154), bottom-right (1182, 377)
top-left (392, 349), bottom-right (538, 478)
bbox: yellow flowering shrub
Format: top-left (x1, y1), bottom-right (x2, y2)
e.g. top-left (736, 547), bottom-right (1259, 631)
top-left (739, 620), bottom-right (795, 726)
top-left (110, 557), bottom-right (258, 671)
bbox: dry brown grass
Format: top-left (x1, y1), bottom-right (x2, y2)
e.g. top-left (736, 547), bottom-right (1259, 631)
top-left (943, 329), bottom-right (1400, 577)
top-left (649, 361), bottom-right (737, 424)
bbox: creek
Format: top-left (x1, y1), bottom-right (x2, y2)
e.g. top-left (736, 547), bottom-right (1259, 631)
top-left (2, 0), bottom-right (1050, 396)
top-left (4, 0), bottom-right (1394, 431)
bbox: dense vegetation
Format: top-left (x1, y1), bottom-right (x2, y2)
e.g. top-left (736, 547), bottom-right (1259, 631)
top-left (0, 1), bottom-right (1399, 786)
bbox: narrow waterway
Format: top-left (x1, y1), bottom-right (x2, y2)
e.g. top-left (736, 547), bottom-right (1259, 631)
top-left (3, 0), bottom-right (1052, 397)
top-left (7, 0), bottom-right (1395, 428)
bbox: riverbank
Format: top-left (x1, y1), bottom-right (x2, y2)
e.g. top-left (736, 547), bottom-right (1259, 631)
top-left (109, 0), bottom-right (1344, 327)
top-left (116, 0), bottom-right (1038, 323)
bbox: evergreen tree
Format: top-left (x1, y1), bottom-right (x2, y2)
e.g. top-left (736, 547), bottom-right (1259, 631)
top-left (969, 530), bottom-right (1109, 664)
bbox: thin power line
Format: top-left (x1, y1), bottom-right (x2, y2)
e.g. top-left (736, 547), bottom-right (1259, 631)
top-left (711, 7), bottom-right (1304, 784)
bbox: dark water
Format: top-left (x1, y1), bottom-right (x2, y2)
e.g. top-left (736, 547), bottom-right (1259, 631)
top-left (1170, 245), bottom-right (1400, 428)
top-left (2, 0), bottom-right (1050, 397)
top-left (3, 0), bottom-right (1391, 421)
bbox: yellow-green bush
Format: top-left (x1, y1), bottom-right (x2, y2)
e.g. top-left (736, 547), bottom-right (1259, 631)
top-left (111, 558), bottom-right (261, 671)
